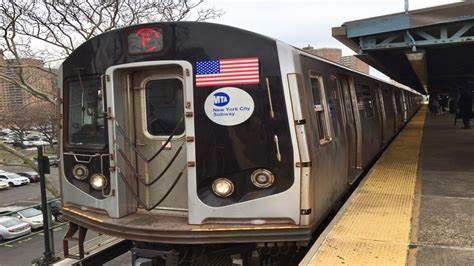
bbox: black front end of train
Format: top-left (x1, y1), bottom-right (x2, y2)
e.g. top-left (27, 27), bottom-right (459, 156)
top-left (62, 77), bottom-right (111, 199)
top-left (59, 22), bottom-right (302, 242)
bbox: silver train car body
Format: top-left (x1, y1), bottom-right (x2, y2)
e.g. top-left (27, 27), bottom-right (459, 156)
top-left (59, 22), bottom-right (422, 244)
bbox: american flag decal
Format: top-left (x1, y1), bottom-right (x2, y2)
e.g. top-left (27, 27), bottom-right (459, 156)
top-left (195, 57), bottom-right (260, 87)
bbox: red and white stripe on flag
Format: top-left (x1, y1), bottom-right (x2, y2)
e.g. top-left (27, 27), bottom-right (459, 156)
top-left (195, 57), bottom-right (260, 87)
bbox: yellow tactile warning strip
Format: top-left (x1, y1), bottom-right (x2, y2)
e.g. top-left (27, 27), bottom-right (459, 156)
top-left (301, 107), bottom-right (427, 265)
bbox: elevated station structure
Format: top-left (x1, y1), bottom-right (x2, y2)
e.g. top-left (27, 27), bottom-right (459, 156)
top-left (332, 1), bottom-right (474, 94)
top-left (301, 2), bottom-right (474, 265)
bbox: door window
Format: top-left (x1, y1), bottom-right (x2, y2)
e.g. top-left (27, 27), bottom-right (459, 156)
top-left (339, 77), bottom-right (354, 122)
top-left (145, 78), bottom-right (184, 136)
top-left (309, 72), bottom-right (331, 144)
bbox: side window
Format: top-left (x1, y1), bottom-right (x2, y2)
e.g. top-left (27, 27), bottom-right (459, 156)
top-left (0, 176), bottom-right (5, 180)
top-left (356, 85), bottom-right (375, 118)
top-left (309, 72), bottom-right (331, 144)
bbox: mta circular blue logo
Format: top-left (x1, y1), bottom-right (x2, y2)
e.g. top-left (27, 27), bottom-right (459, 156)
top-left (213, 92), bottom-right (230, 107)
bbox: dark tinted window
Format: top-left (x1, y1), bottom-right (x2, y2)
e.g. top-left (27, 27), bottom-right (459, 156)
top-left (310, 77), bottom-right (322, 106)
top-left (145, 79), bottom-right (184, 136)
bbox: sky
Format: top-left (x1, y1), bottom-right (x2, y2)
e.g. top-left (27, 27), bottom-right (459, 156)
top-left (203, 0), bottom-right (462, 80)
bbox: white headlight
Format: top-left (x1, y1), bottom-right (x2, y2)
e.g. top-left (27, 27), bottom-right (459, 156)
top-left (212, 178), bottom-right (234, 198)
top-left (72, 164), bottom-right (89, 180)
top-left (90, 174), bottom-right (107, 190)
top-left (250, 169), bottom-right (275, 188)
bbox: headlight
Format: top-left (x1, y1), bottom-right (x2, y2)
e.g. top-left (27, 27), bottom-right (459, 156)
top-left (90, 174), bottom-right (107, 190)
top-left (212, 178), bottom-right (234, 198)
top-left (250, 169), bottom-right (275, 188)
top-left (72, 164), bottom-right (89, 180)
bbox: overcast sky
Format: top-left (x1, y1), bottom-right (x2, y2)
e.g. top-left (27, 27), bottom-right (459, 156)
top-left (204, 0), bottom-right (462, 79)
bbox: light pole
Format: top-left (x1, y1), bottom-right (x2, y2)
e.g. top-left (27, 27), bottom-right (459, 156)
top-left (37, 146), bottom-right (55, 265)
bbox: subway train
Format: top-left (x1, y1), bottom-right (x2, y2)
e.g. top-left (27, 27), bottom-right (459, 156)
top-left (59, 22), bottom-right (422, 254)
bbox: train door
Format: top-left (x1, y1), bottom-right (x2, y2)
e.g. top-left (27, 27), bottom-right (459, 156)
top-left (396, 91), bottom-right (404, 126)
top-left (375, 85), bottom-right (387, 145)
top-left (130, 67), bottom-right (188, 211)
top-left (392, 90), bottom-right (400, 129)
top-left (338, 75), bottom-right (360, 184)
top-left (401, 91), bottom-right (408, 122)
top-left (382, 87), bottom-right (396, 137)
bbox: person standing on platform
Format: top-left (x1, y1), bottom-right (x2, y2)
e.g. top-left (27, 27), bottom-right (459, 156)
top-left (429, 93), bottom-right (440, 114)
top-left (458, 88), bottom-right (472, 129)
top-left (449, 95), bottom-right (456, 114)
top-left (440, 95), bottom-right (448, 113)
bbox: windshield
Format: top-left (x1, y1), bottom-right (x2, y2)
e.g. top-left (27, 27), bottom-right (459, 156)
top-left (68, 78), bottom-right (105, 146)
top-left (0, 218), bottom-right (22, 228)
top-left (21, 172), bottom-right (37, 176)
top-left (18, 208), bottom-right (42, 218)
top-left (5, 174), bottom-right (21, 179)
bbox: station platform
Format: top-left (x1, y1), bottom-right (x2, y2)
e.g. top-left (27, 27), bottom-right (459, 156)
top-left (300, 106), bottom-right (474, 265)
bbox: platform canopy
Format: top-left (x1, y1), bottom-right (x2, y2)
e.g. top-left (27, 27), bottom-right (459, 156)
top-left (333, 1), bottom-right (474, 94)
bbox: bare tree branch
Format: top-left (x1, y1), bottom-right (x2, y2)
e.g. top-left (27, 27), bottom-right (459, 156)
top-left (0, 0), bottom-right (223, 198)
top-left (0, 161), bottom-right (29, 168)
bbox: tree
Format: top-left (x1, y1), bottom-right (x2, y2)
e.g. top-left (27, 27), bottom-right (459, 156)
top-left (0, 0), bottom-right (223, 197)
top-left (0, 104), bottom-right (36, 144)
top-left (0, 0), bottom-right (223, 104)
top-left (0, 102), bottom-right (59, 148)
top-left (0, 102), bottom-right (60, 196)
top-left (30, 102), bottom-right (59, 149)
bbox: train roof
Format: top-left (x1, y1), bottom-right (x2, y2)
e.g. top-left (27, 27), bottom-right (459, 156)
top-left (293, 46), bottom-right (421, 95)
top-left (66, 21), bottom-right (421, 95)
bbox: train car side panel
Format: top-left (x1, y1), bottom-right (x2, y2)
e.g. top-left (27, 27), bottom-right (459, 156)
top-left (297, 54), bottom-right (351, 227)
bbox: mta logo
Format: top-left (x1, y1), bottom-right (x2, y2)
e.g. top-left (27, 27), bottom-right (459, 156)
top-left (213, 92), bottom-right (230, 107)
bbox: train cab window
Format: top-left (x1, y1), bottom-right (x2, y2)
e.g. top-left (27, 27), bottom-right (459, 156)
top-left (145, 78), bottom-right (184, 137)
top-left (67, 78), bottom-right (106, 146)
top-left (309, 73), bottom-right (331, 144)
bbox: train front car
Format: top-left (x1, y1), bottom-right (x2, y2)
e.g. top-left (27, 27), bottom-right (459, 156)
top-left (59, 22), bottom-right (309, 244)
